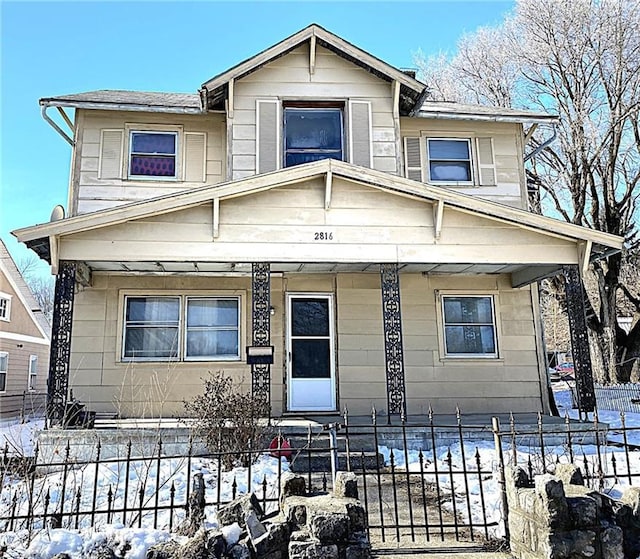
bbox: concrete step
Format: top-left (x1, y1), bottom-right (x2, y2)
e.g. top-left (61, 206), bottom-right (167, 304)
top-left (289, 450), bottom-right (382, 472)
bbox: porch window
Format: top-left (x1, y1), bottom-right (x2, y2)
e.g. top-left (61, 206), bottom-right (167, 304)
top-left (441, 295), bottom-right (497, 357)
top-left (0, 352), bottom-right (7, 392)
top-left (122, 295), bottom-right (240, 362)
top-left (28, 355), bottom-right (37, 391)
top-left (129, 131), bottom-right (177, 178)
top-left (0, 293), bottom-right (10, 321)
top-left (427, 139), bottom-right (473, 184)
top-left (283, 106), bottom-right (344, 167)
top-left (123, 296), bottom-right (180, 360)
top-left (185, 297), bottom-right (240, 360)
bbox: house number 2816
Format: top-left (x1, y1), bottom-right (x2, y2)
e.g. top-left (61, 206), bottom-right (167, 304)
top-left (314, 231), bottom-right (334, 241)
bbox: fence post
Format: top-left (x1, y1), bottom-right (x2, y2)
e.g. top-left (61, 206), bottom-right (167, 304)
top-left (492, 416), bottom-right (510, 543)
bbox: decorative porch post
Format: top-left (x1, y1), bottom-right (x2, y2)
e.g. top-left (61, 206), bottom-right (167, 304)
top-left (47, 261), bottom-right (77, 426)
top-left (251, 262), bottom-right (271, 409)
top-left (380, 263), bottom-right (407, 422)
top-left (561, 265), bottom-right (596, 415)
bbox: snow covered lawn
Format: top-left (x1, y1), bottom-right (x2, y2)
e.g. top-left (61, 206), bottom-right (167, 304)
top-left (3, 390), bottom-right (640, 558)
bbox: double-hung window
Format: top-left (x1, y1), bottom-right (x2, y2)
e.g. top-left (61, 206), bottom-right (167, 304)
top-left (129, 131), bottom-right (178, 178)
top-left (28, 355), bottom-right (38, 391)
top-left (441, 295), bottom-right (498, 357)
top-left (427, 139), bottom-right (473, 184)
top-left (0, 352), bottom-right (7, 392)
top-left (0, 293), bottom-right (11, 321)
top-left (124, 296), bottom-right (180, 360)
top-left (283, 106), bottom-right (344, 168)
top-left (122, 295), bottom-right (240, 362)
top-left (185, 297), bottom-right (240, 360)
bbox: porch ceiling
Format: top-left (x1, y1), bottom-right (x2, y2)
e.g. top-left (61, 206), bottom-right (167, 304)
top-left (85, 259), bottom-right (527, 276)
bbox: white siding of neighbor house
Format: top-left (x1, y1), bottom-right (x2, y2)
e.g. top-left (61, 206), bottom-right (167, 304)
top-left (230, 43), bottom-right (398, 179)
top-left (400, 118), bottom-right (528, 209)
top-left (71, 109), bottom-right (226, 215)
top-left (67, 272), bottom-right (543, 418)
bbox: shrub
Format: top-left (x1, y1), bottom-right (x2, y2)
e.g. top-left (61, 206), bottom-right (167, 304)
top-left (184, 371), bottom-right (272, 468)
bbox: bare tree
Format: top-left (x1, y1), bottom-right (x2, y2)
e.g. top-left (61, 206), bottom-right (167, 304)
top-left (18, 254), bottom-right (54, 323)
top-left (415, 0), bottom-right (640, 383)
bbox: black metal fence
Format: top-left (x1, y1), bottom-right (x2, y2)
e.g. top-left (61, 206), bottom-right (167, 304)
top-left (2, 409), bottom-right (640, 552)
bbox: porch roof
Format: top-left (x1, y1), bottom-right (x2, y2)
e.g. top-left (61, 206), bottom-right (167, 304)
top-left (12, 159), bottom-right (623, 287)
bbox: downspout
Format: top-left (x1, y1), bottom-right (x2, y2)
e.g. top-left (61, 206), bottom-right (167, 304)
top-left (41, 104), bottom-right (74, 146)
top-left (524, 123), bottom-right (556, 162)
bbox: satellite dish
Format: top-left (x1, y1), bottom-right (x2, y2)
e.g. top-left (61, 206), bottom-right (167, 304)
top-left (50, 205), bottom-right (65, 222)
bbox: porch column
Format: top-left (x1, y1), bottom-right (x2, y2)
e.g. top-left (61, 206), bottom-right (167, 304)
top-left (251, 262), bottom-right (271, 409)
top-left (380, 263), bottom-right (407, 420)
top-left (47, 261), bottom-right (77, 426)
top-left (562, 265), bottom-right (596, 414)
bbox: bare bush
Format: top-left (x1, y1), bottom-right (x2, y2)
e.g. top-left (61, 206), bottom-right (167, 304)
top-left (183, 372), bottom-right (272, 468)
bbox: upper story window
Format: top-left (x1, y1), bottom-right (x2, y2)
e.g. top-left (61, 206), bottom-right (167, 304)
top-left (283, 106), bottom-right (344, 168)
top-left (427, 139), bottom-right (472, 184)
top-left (0, 294), bottom-right (10, 321)
top-left (129, 131), bottom-right (177, 178)
top-left (404, 136), bottom-right (496, 187)
top-left (122, 295), bottom-right (241, 362)
top-left (98, 125), bottom-right (207, 183)
top-left (441, 295), bottom-right (498, 358)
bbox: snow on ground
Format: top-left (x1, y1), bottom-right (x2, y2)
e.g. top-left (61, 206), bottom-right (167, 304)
top-left (2, 389), bottom-right (640, 557)
top-left (0, 418), bottom-right (44, 456)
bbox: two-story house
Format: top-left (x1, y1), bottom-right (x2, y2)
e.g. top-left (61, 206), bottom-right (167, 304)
top-left (13, 25), bottom-right (622, 423)
top-left (0, 239), bottom-right (50, 422)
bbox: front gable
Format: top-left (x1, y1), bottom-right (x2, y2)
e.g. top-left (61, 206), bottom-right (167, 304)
top-left (16, 160), bottom-right (620, 286)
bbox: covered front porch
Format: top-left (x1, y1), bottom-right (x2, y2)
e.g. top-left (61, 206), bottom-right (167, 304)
top-left (12, 160), bottom-right (622, 425)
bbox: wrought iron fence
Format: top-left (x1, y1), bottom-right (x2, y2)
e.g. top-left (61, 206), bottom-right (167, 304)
top-left (3, 408), bottom-right (640, 552)
top-left (493, 411), bottom-right (640, 491)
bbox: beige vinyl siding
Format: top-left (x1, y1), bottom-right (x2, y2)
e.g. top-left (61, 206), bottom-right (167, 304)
top-left (74, 110), bottom-right (225, 215)
top-left (68, 271), bottom-right (543, 417)
top-left (232, 44), bottom-right (397, 179)
top-left (400, 118), bottom-right (526, 209)
top-left (58, 177), bottom-right (579, 266)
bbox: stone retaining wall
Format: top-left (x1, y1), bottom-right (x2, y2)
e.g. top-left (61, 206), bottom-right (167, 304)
top-left (506, 464), bottom-right (640, 559)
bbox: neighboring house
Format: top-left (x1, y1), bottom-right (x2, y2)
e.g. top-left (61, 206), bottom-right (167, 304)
top-left (12, 25), bottom-right (623, 423)
top-left (0, 239), bottom-right (50, 422)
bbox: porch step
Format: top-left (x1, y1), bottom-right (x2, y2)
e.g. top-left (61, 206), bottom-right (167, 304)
top-left (289, 450), bottom-right (383, 473)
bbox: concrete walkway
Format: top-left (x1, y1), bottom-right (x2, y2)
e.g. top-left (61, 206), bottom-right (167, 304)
top-left (371, 542), bottom-right (514, 558)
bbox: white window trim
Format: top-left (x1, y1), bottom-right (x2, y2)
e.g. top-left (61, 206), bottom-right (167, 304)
top-left (435, 291), bottom-right (501, 360)
top-left (124, 124), bottom-right (184, 181)
top-left (0, 292), bottom-right (11, 322)
top-left (118, 291), bottom-right (244, 363)
top-left (28, 355), bottom-right (38, 392)
top-left (0, 351), bottom-right (8, 393)
top-left (426, 137), bottom-right (474, 186)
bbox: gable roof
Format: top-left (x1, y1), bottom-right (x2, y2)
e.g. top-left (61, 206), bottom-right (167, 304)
top-left (0, 239), bottom-right (50, 339)
top-left (13, 159), bottom-right (622, 267)
top-left (200, 24), bottom-right (428, 114)
top-left (38, 25), bottom-right (557, 124)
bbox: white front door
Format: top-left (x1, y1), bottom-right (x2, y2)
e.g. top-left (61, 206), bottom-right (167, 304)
top-left (286, 293), bottom-right (336, 412)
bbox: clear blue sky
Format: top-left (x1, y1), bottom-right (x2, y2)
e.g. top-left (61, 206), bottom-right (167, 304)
top-left (0, 0), bottom-right (513, 275)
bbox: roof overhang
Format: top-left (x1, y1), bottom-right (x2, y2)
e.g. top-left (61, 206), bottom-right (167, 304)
top-left (39, 92), bottom-right (205, 115)
top-left (13, 159), bottom-right (623, 286)
top-left (200, 24), bottom-right (427, 115)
